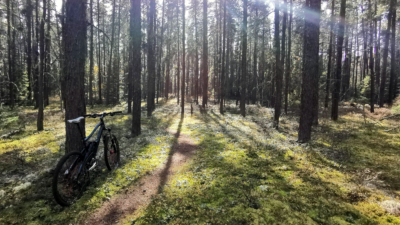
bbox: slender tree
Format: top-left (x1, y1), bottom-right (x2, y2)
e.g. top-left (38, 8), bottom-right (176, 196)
top-left (240, 0), bottom-right (247, 117)
top-left (89, 0), bottom-right (94, 107)
top-left (273, 0), bottom-right (282, 127)
top-left (97, 0), bottom-right (102, 104)
top-left (147, 0), bottom-right (156, 115)
top-left (331, 0), bottom-right (346, 121)
top-left (202, 0), bottom-right (208, 107)
top-left (388, 0), bottom-right (397, 105)
top-left (131, 0), bottom-right (141, 136)
top-left (37, 0), bottom-right (47, 130)
top-left (220, 0), bottom-right (226, 114)
top-left (325, 0), bottom-right (334, 108)
top-left (26, 0), bottom-right (33, 102)
top-left (181, 0), bottom-right (186, 116)
top-left (284, 0), bottom-right (293, 114)
top-left (379, 0), bottom-right (393, 107)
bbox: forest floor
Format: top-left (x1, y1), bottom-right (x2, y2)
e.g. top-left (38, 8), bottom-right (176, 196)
top-left (1, 98), bottom-right (400, 225)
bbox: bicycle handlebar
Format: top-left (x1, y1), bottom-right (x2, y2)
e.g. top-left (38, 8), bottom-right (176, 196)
top-left (84, 111), bottom-right (123, 118)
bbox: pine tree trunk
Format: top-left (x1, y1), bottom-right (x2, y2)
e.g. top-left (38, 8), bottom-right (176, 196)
top-left (89, 0), bottom-right (94, 107)
top-left (97, 0), bottom-right (102, 104)
top-left (147, 0), bottom-right (156, 116)
top-left (64, 0), bottom-right (87, 153)
top-left (369, 0), bottom-right (375, 112)
top-left (37, 0), bottom-right (46, 131)
top-left (202, 0), bottom-right (208, 107)
top-left (379, 0), bottom-right (393, 107)
top-left (106, 0), bottom-right (116, 105)
top-left (273, 1), bottom-right (282, 127)
top-left (285, 0), bottom-right (292, 113)
top-left (331, 0), bottom-right (346, 121)
top-left (131, 0), bottom-right (141, 136)
top-left (240, 0), bottom-right (247, 117)
top-left (26, 0), bottom-right (33, 102)
top-left (181, 0), bottom-right (185, 115)
top-left (220, 0), bottom-right (226, 114)
top-left (298, 0), bottom-right (321, 142)
top-left (388, 0), bottom-right (397, 105)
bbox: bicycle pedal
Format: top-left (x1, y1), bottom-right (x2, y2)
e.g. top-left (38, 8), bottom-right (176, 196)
top-left (88, 162), bottom-right (97, 171)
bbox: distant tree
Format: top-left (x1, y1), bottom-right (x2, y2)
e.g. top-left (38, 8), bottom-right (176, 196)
top-left (181, 0), bottom-right (186, 116)
top-left (89, 0), bottom-right (94, 107)
top-left (240, 0), bottom-right (247, 117)
top-left (201, 0), bottom-right (208, 108)
top-left (64, 0), bottom-right (87, 152)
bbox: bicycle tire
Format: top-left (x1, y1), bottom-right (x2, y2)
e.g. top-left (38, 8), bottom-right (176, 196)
top-left (104, 134), bottom-right (120, 170)
top-left (52, 151), bottom-right (89, 206)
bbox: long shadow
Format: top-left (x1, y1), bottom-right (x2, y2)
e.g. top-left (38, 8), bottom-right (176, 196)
top-left (157, 116), bottom-right (184, 194)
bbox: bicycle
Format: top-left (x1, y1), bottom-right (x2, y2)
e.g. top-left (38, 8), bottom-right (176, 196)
top-left (52, 111), bottom-right (122, 206)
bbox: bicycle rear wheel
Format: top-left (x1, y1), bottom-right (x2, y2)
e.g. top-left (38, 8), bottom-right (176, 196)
top-left (104, 134), bottom-right (120, 170)
top-left (52, 151), bottom-right (89, 206)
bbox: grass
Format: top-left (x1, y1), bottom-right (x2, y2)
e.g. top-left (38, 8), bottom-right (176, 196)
top-left (1, 99), bottom-right (400, 224)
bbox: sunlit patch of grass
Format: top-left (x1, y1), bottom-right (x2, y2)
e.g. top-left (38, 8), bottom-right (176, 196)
top-left (127, 104), bottom-right (377, 224)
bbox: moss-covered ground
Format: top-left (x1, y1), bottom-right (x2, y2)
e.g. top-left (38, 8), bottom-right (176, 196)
top-left (1, 98), bottom-right (400, 224)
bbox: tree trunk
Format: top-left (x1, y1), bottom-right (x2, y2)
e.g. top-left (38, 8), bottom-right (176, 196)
top-left (106, 0), bottom-right (116, 105)
top-left (97, 0), bottom-right (102, 104)
top-left (220, 0), bottom-right (226, 114)
top-left (89, 0), bottom-right (94, 107)
top-left (202, 0), bottom-right (208, 107)
top-left (388, 0), bottom-right (397, 105)
top-left (325, 0), bottom-right (334, 108)
top-left (369, 0), bottom-right (375, 112)
top-left (26, 0), bottom-right (33, 102)
top-left (44, 0), bottom-right (51, 107)
top-left (38, 0), bottom-right (46, 131)
top-left (298, 0), bottom-right (321, 142)
top-left (131, 0), bottom-right (141, 136)
top-left (379, 0), bottom-right (393, 107)
top-left (273, 1), bottom-right (283, 127)
top-left (240, 0), bottom-right (247, 117)
top-left (64, 0), bottom-right (87, 153)
top-left (147, 0), bottom-right (156, 116)
top-left (331, 0), bottom-right (346, 121)
top-left (181, 0), bottom-right (185, 115)
top-left (285, 0), bottom-right (293, 113)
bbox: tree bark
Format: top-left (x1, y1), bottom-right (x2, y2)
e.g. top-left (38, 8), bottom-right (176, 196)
top-left (240, 0), bottom-right (247, 117)
top-left (181, 0), bottom-right (186, 116)
top-left (388, 0), bottom-right (397, 105)
top-left (298, 0), bottom-right (321, 142)
top-left (273, 1), bottom-right (283, 127)
top-left (131, 0), bottom-right (141, 136)
top-left (97, 0), bottom-right (102, 104)
top-left (64, 0), bottom-right (87, 152)
top-left (220, 0), bottom-right (226, 114)
top-left (147, 0), bottom-right (156, 116)
top-left (89, 0), bottom-right (94, 107)
top-left (331, 0), bottom-right (346, 121)
top-left (325, 0), bottom-right (334, 108)
top-left (202, 0), bottom-right (208, 108)
top-left (379, 0), bottom-right (393, 107)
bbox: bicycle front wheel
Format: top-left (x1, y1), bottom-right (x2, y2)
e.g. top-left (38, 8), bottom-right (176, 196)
top-left (52, 151), bottom-right (89, 206)
top-left (104, 134), bottom-right (120, 170)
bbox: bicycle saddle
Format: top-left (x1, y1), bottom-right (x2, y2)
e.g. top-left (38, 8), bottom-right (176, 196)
top-left (67, 117), bottom-right (85, 124)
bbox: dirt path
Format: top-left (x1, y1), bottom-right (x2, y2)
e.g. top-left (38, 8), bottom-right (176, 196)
top-left (83, 127), bottom-right (198, 225)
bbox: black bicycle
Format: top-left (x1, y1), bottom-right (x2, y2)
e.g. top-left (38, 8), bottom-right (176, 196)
top-left (52, 111), bottom-right (122, 206)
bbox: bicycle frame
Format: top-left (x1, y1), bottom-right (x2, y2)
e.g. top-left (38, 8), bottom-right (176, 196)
top-left (72, 117), bottom-right (111, 175)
